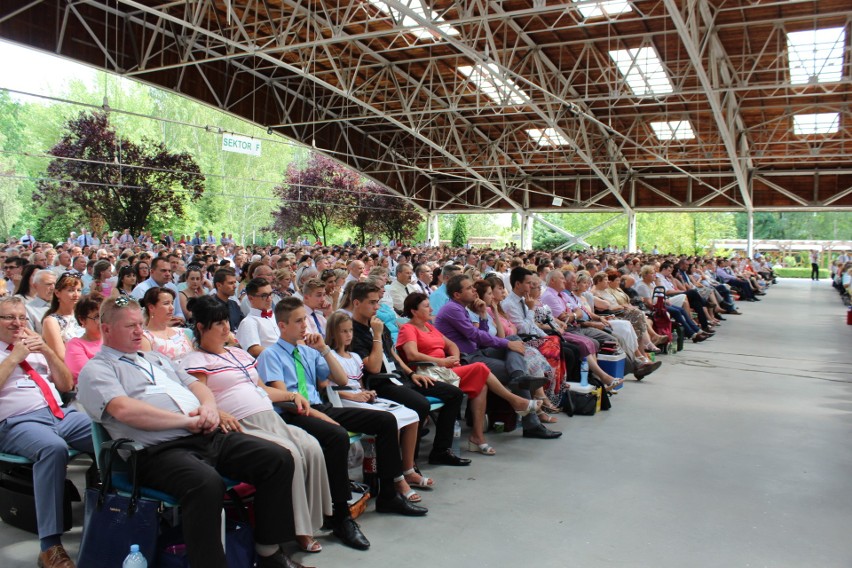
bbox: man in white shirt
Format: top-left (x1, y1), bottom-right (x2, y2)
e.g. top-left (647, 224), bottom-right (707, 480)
top-left (0, 296), bottom-right (93, 568)
top-left (301, 278), bottom-right (329, 336)
top-left (386, 263), bottom-right (415, 314)
top-left (130, 257), bottom-right (186, 324)
top-left (235, 277), bottom-right (279, 356)
top-left (26, 270), bottom-right (56, 333)
top-left (500, 267), bottom-right (545, 338)
top-left (20, 229), bottom-right (36, 248)
top-left (344, 260), bottom-right (364, 285)
top-left (413, 264), bottom-right (432, 296)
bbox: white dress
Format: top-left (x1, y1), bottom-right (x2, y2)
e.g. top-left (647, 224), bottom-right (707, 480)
top-left (331, 351), bottom-right (419, 429)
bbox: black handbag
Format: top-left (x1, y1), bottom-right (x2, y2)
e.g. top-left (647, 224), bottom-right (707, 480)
top-left (560, 389), bottom-right (597, 416)
top-left (77, 439), bottom-right (160, 568)
top-left (0, 466), bottom-right (77, 534)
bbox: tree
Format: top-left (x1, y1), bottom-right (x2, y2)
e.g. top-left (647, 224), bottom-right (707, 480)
top-left (361, 183), bottom-right (423, 244)
top-left (451, 215), bottom-right (468, 247)
top-left (35, 111), bottom-right (205, 235)
top-left (272, 154), bottom-right (359, 244)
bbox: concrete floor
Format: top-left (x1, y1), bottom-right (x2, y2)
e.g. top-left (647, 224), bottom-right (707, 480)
top-left (2, 278), bottom-right (850, 567)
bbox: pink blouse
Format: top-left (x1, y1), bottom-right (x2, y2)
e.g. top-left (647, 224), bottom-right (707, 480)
top-left (65, 337), bottom-right (102, 382)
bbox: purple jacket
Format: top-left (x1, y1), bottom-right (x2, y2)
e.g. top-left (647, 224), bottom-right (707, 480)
top-left (433, 300), bottom-right (508, 354)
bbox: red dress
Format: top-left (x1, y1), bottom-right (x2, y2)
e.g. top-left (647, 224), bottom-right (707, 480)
top-left (396, 322), bottom-right (489, 398)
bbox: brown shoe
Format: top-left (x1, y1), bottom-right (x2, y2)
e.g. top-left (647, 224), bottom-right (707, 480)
top-left (38, 545), bottom-right (75, 568)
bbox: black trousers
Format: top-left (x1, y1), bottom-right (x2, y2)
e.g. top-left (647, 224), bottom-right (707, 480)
top-left (683, 289), bottom-right (710, 327)
top-left (728, 278), bottom-right (754, 300)
top-left (371, 379), bottom-right (463, 458)
top-left (136, 432), bottom-right (295, 568)
top-left (284, 403), bottom-right (401, 507)
top-left (811, 263), bottom-right (820, 280)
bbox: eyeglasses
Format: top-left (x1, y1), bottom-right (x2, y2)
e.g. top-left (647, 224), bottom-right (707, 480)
top-left (60, 270), bottom-right (83, 279)
top-left (114, 296), bottom-right (132, 307)
top-left (84, 315), bottom-right (100, 322)
top-left (0, 315), bottom-right (28, 323)
top-left (321, 269), bottom-right (336, 279)
top-left (250, 293), bottom-right (274, 300)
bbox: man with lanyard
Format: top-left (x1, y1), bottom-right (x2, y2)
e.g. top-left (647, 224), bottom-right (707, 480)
top-left (348, 282), bottom-right (472, 463)
top-left (0, 296), bottom-right (93, 568)
top-left (130, 257), bottom-right (186, 324)
top-left (78, 297), bottom-right (305, 568)
top-left (257, 297), bottom-right (426, 536)
top-left (236, 277), bottom-right (280, 357)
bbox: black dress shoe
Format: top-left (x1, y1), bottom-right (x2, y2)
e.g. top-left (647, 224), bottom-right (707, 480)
top-left (634, 360), bottom-right (662, 380)
top-left (715, 315), bottom-right (727, 321)
top-left (428, 449), bottom-right (471, 466)
top-left (257, 550), bottom-right (310, 568)
top-left (332, 517), bottom-right (370, 550)
top-left (375, 493), bottom-right (428, 516)
top-left (522, 425), bottom-right (562, 439)
top-left (701, 327), bottom-right (716, 335)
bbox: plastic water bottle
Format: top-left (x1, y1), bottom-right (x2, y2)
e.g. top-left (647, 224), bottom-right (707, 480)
top-left (361, 436), bottom-right (378, 497)
top-left (122, 544), bottom-right (147, 568)
top-left (580, 358), bottom-right (589, 386)
top-left (451, 420), bottom-right (461, 455)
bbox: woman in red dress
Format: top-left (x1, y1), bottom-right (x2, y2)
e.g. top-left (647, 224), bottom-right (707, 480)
top-left (396, 293), bottom-right (540, 456)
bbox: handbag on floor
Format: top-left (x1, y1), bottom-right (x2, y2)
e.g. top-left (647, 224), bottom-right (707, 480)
top-left (77, 439), bottom-right (160, 568)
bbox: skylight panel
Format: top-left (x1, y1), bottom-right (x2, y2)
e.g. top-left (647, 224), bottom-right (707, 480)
top-left (369, 0), bottom-right (459, 41)
top-left (650, 120), bottom-right (695, 141)
top-left (575, 0), bottom-right (632, 19)
top-left (787, 27), bottom-right (845, 85)
top-left (528, 128), bottom-right (571, 147)
top-left (793, 113), bottom-right (839, 135)
top-left (458, 64), bottom-right (530, 106)
top-left (609, 47), bottom-right (674, 96)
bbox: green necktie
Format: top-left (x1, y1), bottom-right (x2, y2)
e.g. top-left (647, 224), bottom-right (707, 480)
top-left (291, 347), bottom-right (310, 401)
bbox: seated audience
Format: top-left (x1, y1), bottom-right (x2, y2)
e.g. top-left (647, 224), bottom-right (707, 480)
top-left (182, 295), bottom-right (334, 554)
top-left (78, 297), bottom-right (306, 568)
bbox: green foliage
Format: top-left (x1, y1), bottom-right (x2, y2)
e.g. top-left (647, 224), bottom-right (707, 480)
top-left (773, 267), bottom-right (829, 279)
top-left (451, 215), bottom-right (468, 247)
top-left (533, 211), bottom-right (737, 253)
top-left (734, 212), bottom-right (852, 240)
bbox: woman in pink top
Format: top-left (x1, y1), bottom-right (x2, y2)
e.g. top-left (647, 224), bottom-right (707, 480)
top-left (182, 295), bottom-right (332, 554)
top-left (64, 293), bottom-right (104, 382)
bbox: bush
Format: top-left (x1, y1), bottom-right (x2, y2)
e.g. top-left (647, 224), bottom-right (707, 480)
top-left (774, 267), bottom-right (829, 279)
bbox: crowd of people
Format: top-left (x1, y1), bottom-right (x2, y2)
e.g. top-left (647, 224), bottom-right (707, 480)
top-left (0, 227), bottom-right (781, 568)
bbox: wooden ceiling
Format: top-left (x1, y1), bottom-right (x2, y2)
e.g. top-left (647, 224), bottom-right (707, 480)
top-left (1, 0), bottom-right (850, 214)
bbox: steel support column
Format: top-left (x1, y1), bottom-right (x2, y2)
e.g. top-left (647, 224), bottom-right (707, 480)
top-left (746, 210), bottom-right (754, 259)
top-left (627, 210), bottom-right (637, 253)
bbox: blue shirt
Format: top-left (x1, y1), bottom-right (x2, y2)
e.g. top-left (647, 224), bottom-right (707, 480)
top-left (256, 339), bottom-right (330, 406)
top-left (429, 284), bottom-right (449, 313)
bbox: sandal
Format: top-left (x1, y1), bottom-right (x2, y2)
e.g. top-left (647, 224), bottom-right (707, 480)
top-left (467, 440), bottom-right (497, 455)
top-left (402, 489), bottom-right (422, 503)
top-left (516, 399), bottom-right (543, 417)
top-left (535, 396), bottom-right (561, 414)
top-left (403, 468), bottom-right (435, 490)
top-left (297, 536), bottom-right (322, 553)
top-left (537, 411), bottom-right (558, 424)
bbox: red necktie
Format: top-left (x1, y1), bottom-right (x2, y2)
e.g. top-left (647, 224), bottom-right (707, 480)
top-left (260, 310), bottom-right (273, 318)
top-left (6, 344), bottom-right (64, 419)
